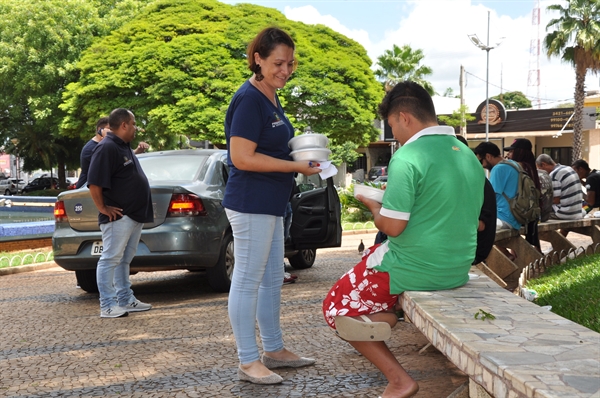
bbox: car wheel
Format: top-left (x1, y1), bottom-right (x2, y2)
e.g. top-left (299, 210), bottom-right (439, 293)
top-left (206, 233), bottom-right (234, 293)
top-left (75, 269), bottom-right (98, 293)
top-left (288, 248), bottom-right (316, 269)
top-left (4, 190), bottom-right (10, 196)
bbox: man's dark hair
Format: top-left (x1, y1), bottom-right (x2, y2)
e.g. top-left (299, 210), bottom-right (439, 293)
top-left (108, 108), bottom-right (133, 131)
top-left (96, 117), bottom-right (109, 130)
top-left (455, 135), bottom-right (468, 146)
top-left (473, 141), bottom-right (501, 158)
top-left (572, 159), bottom-right (590, 171)
top-left (378, 81), bottom-right (437, 124)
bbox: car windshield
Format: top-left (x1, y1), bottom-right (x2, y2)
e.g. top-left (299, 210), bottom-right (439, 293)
top-left (138, 155), bottom-right (208, 182)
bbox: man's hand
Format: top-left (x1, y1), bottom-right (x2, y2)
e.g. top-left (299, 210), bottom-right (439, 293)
top-left (357, 194), bottom-right (408, 238)
top-left (134, 142), bottom-right (149, 154)
top-left (100, 205), bottom-right (123, 222)
top-left (356, 194), bottom-right (382, 214)
top-left (89, 185), bottom-right (123, 222)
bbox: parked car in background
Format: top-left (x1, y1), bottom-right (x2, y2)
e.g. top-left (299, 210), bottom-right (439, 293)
top-left (368, 165), bottom-right (388, 180)
top-left (372, 176), bottom-right (388, 184)
top-left (66, 178), bottom-right (78, 190)
top-left (0, 178), bottom-right (25, 195)
top-left (52, 149), bottom-right (342, 293)
top-left (21, 176), bottom-right (59, 193)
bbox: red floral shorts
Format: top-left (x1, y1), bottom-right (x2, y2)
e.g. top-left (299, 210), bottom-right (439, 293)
top-left (322, 244), bottom-right (399, 329)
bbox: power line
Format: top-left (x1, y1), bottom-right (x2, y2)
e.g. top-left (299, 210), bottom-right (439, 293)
top-left (464, 70), bottom-right (574, 105)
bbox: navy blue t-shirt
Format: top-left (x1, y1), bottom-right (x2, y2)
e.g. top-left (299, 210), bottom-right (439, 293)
top-left (87, 133), bottom-right (153, 225)
top-left (222, 80), bottom-right (294, 217)
top-left (76, 139), bottom-right (98, 189)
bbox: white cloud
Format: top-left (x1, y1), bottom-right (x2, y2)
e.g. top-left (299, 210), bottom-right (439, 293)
top-left (284, 5), bottom-right (372, 50)
top-left (284, 0), bottom-right (599, 111)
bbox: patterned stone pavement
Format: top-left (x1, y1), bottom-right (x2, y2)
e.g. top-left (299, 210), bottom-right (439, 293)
top-left (0, 231), bottom-right (471, 398)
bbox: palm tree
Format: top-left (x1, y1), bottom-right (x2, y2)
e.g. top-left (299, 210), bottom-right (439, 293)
top-left (544, 0), bottom-right (600, 161)
top-left (374, 44), bottom-right (435, 95)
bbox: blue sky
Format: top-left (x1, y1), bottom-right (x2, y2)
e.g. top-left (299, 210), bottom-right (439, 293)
top-left (220, 0), bottom-right (600, 111)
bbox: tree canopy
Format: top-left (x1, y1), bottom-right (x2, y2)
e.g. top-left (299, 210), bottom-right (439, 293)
top-left (438, 105), bottom-right (475, 130)
top-left (0, 0), bottom-right (155, 185)
top-left (491, 91), bottom-right (532, 109)
top-left (544, 0), bottom-right (600, 161)
top-left (374, 44), bottom-right (435, 95)
top-left (59, 0), bottom-right (383, 151)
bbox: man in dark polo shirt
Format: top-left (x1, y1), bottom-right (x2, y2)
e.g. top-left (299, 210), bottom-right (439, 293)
top-left (87, 108), bottom-right (153, 318)
top-left (77, 118), bottom-right (149, 189)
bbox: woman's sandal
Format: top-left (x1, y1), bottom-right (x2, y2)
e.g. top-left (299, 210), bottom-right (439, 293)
top-left (334, 315), bottom-right (391, 341)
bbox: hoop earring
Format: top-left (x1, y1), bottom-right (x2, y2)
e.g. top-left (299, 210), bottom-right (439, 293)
top-left (255, 65), bottom-right (264, 81)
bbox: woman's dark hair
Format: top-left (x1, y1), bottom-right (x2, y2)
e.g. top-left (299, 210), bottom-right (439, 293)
top-left (378, 81), bottom-right (437, 124)
top-left (247, 27), bottom-right (296, 80)
top-left (511, 147), bottom-right (541, 189)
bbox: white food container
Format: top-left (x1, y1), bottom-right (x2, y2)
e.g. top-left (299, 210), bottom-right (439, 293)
top-left (353, 184), bottom-right (385, 203)
top-left (289, 147), bottom-right (331, 162)
top-left (288, 133), bottom-right (329, 150)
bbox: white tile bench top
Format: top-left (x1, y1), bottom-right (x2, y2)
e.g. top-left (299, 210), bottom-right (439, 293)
top-left (402, 269), bottom-right (600, 398)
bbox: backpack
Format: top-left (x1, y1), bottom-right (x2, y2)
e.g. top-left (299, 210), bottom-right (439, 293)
top-left (499, 160), bottom-right (541, 224)
top-left (537, 169), bottom-right (553, 222)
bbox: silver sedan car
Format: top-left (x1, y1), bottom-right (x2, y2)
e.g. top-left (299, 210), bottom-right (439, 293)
top-left (52, 149), bottom-right (342, 293)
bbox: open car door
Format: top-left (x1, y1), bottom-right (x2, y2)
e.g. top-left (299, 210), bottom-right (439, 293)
top-left (289, 177), bottom-right (342, 250)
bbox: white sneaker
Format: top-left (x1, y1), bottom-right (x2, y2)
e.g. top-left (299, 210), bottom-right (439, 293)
top-left (124, 299), bottom-right (152, 312)
top-left (100, 306), bottom-right (129, 318)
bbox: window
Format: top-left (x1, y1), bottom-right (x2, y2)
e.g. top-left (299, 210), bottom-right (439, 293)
top-left (542, 147), bottom-right (573, 165)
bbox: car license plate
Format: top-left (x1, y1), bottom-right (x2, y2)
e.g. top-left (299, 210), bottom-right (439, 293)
top-left (91, 241), bottom-right (103, 255)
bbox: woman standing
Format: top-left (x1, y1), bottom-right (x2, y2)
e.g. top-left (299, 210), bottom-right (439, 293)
top-left (223, 27), bottom-right (320, 384)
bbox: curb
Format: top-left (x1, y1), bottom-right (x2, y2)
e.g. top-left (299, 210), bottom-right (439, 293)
top-left (1, 230), bottom-right (378, 277)
top-left (342, 228), bottom-right (378, 235)
top-left (0, 261), bottom-right (59, 276)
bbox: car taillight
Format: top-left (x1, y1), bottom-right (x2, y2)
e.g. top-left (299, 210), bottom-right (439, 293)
top-left (167, 194), bottom-right (205, 217)
top-left (54, 200), bottom-right (68, 222)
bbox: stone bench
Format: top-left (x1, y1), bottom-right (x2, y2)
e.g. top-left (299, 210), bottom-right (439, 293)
top-left (478, 218), bottom-right (600, 289)
top-left (402, 268), bottom-right (600, 398)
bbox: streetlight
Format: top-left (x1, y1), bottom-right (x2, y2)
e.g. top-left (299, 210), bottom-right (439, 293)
top-left (468, 11), bottom-right (503, 142)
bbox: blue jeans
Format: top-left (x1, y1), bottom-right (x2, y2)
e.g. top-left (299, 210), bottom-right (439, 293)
top-left (97, 216), bottom-right (143, 310)
top-left (225, 209), bottom-right (285, 364)
top-left (283, 202), bottom-right (293, 242)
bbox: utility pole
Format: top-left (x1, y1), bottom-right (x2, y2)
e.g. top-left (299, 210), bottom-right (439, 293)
top-left (459, 65), bottom-right (466, 137)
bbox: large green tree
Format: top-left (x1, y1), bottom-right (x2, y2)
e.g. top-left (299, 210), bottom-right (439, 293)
top-left (545, 0), bottom-right (600, 162)
top-left (0, 0), bottom-right (155, 186)
top-left (59, 0), bottom-right (383, 153)
top-left (491, 91), bottom-right (532, 109)
top-left (374, 44), bottom-right (435, 95)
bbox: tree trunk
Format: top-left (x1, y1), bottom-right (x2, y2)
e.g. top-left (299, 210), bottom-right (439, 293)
top-left (57, 155), bottom-right (67, 189)
top-left (572, 67), bottom-right (586, 163)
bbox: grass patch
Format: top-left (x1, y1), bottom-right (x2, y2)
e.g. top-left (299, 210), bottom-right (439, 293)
top-left (20, 189), bottom-right (65, 197)
top-left (0, 249), bottom-right (54, 269)
top-left (526, 253), bottom-right (600, 333)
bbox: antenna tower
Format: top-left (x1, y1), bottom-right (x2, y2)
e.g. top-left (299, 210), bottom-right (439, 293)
top-left (527, 0), bottom-right (541, 109)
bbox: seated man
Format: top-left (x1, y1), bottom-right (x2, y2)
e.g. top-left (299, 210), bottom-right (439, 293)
top-left (536, 154), bottom-right (583, 220)
top-left (322, 81), bottom-right (484, 398)
top-left (473, 141), bottom-right (521, 260)
top-left (572, 159), bottom-right (600, 213)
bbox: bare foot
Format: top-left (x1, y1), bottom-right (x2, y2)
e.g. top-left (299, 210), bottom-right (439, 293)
top-left (381, 380), bottom-right (419, 398)
top-left (239, 360), bottom-right (275, 378)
